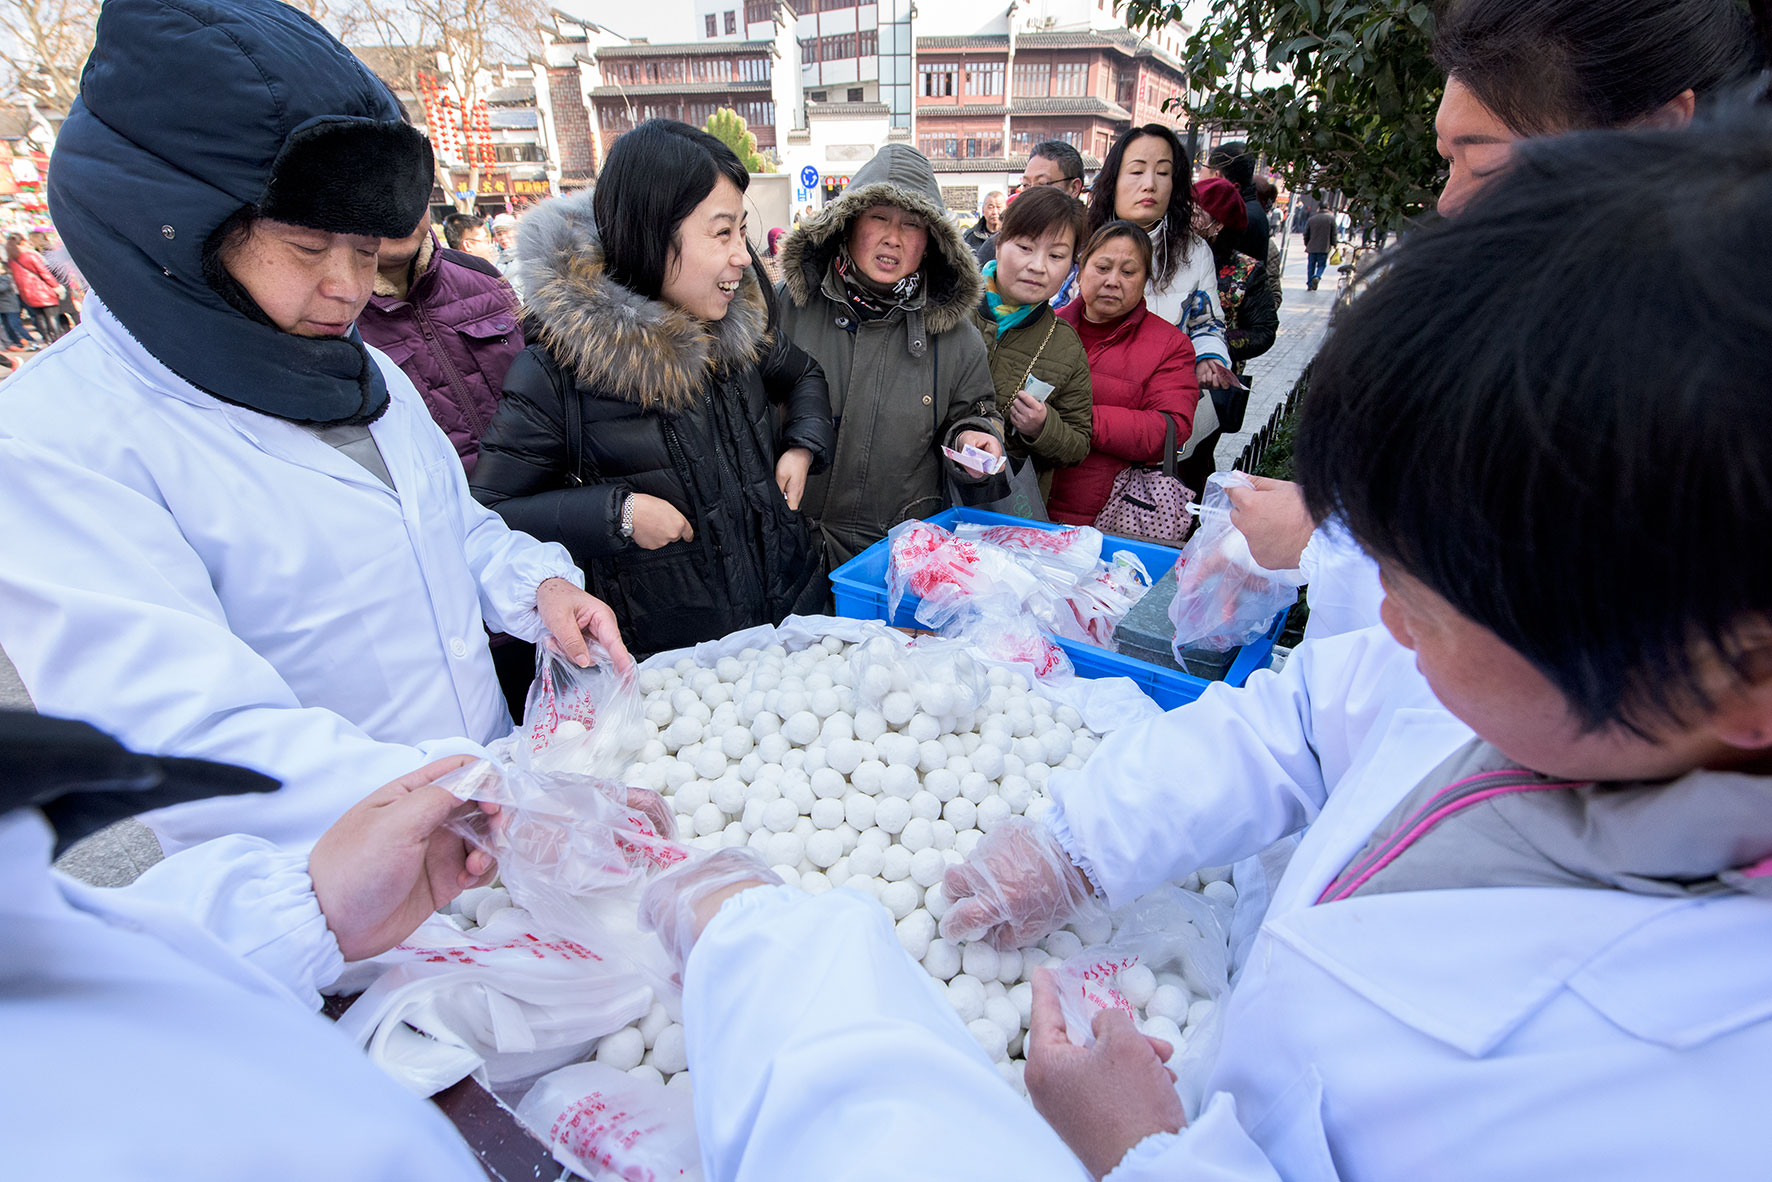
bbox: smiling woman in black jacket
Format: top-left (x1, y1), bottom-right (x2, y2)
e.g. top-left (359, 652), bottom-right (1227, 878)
top-left (471, 120), bottom-right (834, 657)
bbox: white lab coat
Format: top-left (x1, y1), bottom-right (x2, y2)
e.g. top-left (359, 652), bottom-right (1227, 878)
top-left (0, 810), bottom-right (483, 1181)
top-left (0, 301), bottom-right (580, 850)
top-left (1298, 522), bottom-right (1385, 642)
top-left (686, 885), bottom-right (1090, 1182)
top-left (1048, 627), bottom-right (1772, 1180)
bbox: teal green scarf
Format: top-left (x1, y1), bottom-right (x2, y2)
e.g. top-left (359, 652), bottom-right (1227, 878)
top-left (982, 261), bottom-right (1044, 338)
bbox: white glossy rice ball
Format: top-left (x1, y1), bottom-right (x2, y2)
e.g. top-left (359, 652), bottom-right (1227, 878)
top-left (918, 739), bottom-right (950, 773)
top-left (805, 830), bottom-right (843, 869)
top-left (810, 797), bottom-right (846, 830)
top-left (942, 796), bottom-right (977, 830)
top-left (853, 710), bottom-right (888, 743)
top-left (953, 828), bottom-right (984, 858)
top-left (968, 1018), bottom-right (1010, 1062)
top-left (810, 767), bottom-right (848, 800)
top-left (800, 870), bottom-right (831, 895)
top-left (923, 882), bottom-right (952, 920)
top-left (1119, 964), bottom-right (1157, 1008)
top-left (946, 974), bottom-right (987, 1023)
top-left (765, 830), bottom-right (805, 870)
top-left (851, 760), bottom-right (887, 795)
top-left (880, 880), bottom-right (920, 920)
top-left (882, 691), bottom-right (916, 726)
top-left (847, 843), bottom-right (885, 878)
top-left (594, 1027), bottom-right (645, 1072)
top-left (880, 764), bottom-right (919, 800)
top-left (874, 796), bottom-right (912, 836)
top-left (843, 792), bottom-right (877, 831)
top-left (1146, 983), bottom-right (1191, 1023)
top-left (975, 795), bottom-right (1011, 834)
top-left (826, 738), bottom-right (864, 775)
top-left (962, 942), bottom-right (1000, 982)
top-left (930, 819), bottom-right (957, 851)
top-left (899, 816), bottom-right (935, 853)
top-left (896, 909), bottom-right (937, 960)
top-left (909, 846), bottom-right (947, 888)
top-left (692, 802), bottom-right (726, 837)
top-left (881, 843), bottom-right (914, 881)
top-left (923, 938), bottom-right (962, 981)
top-left (757, 733), bottom-right (790, 764)
top-left (923, 768), bottom-right (961, 803)
top-left (1042, 930), bottom-right (1083, 960)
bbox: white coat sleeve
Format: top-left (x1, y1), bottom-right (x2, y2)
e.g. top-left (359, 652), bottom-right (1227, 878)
top-left (1046, 627), bottom-right (1415, 909)
top-left (1105, 1094), bottom-right (1289, 1182)
top-left (445, 441), bottom-right (583, 642)
top-left (1299, 522), bottom-right (1386, 642)
top-left (0, 439), bottom-right (485, 849)
top-left (72, 835), bottom-right (345, 1008)
top-left (684, 885), bottom-right (1090, 1182)
top-left (1186, 269), bottom-right (1231, 366)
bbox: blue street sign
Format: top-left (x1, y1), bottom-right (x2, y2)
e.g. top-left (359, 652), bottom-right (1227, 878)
top-left (799, 165), bottom-right (820, 189)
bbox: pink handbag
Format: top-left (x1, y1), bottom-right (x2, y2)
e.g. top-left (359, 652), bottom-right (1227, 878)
top-left (1093, 412), bottom-right (1196, 544)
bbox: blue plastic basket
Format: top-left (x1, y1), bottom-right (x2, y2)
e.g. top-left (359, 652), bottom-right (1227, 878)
top-left (828, 508), bottom-right (1287, 710)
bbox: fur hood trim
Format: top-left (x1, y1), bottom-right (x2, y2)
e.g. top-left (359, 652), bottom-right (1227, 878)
top-left (515, 189), bottom-right (768, 412)
top-left (778, 145), bottom-right (981, 336)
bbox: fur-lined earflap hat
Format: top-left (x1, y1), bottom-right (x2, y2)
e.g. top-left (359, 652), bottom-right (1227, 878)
top-left (49, 0), bottom-right (433, 425)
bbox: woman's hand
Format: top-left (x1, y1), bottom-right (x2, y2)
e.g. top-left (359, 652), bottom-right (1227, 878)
top-left (536, 576), bottom-right (632, 672)
top-left (1024, 968), bottom-right (1186, 1179)
top-left (629, 493), bottom-right (695, 551)
top-left (774, 447), bottom-right (813, 510)
top-left (951, 430), bottom-right (1004, 477)
top-left (1196, 358), bottom-right (1238, 388)
top-left (309, 756), bottom-right (500, 962)
top-left (1225, 476), bottom-right (1315, 571)
top-left (1007, 390), bottom-right (1050, 438)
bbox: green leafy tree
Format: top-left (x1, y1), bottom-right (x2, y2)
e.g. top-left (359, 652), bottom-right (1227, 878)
top-left (705, 106), bottom-right (772, 174)
top-left (1124, 0), bottom-right (1447, 232)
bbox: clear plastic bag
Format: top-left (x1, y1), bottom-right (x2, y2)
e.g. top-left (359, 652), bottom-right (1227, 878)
top-left (515, 1061), bottom-right (704, 1181)
top-left (940, 596), bottom-right (1074, 682)
top-left (847, 631), bottom-right (990, 722)
top-left (953, 522), bottom-right (1105, 589)
top-left (885, 520), bottom-right (1044, 629)
top-left (440, 760), bottom-right (687, 999)
top-left (1051, 886), bottom-right (1232, 1119)
top-left (520, 640), bottom-right (644, 777)
top-left (1169, 473), bottom-right (1306, 654)
top-left (1044, 550), bottom-right (1154, 648)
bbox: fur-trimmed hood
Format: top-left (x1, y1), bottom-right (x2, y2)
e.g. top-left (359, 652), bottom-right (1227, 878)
top-left (778, 144), bottom-right (982, 337)
top-left (516, 188), bottom-right (769, 413)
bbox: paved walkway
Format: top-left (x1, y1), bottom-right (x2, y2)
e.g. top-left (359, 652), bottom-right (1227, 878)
top-left (1215, 230), bottom-right (1334, 468)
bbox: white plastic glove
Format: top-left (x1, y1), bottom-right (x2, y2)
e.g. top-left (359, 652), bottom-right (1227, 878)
top-left (940, 817), bottom-right (1101, 950)
top-left (638, 847), bottom-right (783, 974)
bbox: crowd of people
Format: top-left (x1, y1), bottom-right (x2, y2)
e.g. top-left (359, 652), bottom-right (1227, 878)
top-left (4, 0), bottom-right (1771, 1177)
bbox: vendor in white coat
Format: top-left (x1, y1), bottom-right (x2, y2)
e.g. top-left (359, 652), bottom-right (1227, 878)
top-left (3, 711), bottom-right (498, 1179)
top-left (644, 116), bottom-right (1772, 1181)
top-left (1223, 0), bottom-right (1759, 641)
top-left (0, 0), bottom-right (627, 852)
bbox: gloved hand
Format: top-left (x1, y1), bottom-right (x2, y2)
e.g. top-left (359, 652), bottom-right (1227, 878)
top-left (940, 817), bottom-right (1101, 950)
top-left (639, 846), bottom-right (783, 973)
top-left (624, 786), bottom-right (674, 841)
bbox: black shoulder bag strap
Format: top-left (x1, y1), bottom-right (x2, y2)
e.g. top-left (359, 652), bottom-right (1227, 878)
top-left (1160, 411), bottom-right (1179, 481)
top-left (563, 387), bottom-right (585, 487)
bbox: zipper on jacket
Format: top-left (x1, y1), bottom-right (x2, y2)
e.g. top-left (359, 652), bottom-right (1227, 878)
top-left (415, 302), bottom-right (488, 442)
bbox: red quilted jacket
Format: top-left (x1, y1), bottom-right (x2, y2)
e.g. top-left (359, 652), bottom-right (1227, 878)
top-left (8, 249), bottom-right (61, 309)
top-left (1047, 298), bottom-right (1200, 525)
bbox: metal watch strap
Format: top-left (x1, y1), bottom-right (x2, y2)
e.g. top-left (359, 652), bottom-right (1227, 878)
top-left (619, 494), bottom-right (636, 539)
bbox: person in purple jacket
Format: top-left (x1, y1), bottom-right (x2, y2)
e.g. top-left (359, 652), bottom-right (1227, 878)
top-left (359, 212), bottom-right (523, 475)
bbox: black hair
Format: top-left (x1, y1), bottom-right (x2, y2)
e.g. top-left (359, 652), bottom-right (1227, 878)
top-left (997, 184), bottom-right (1089, 252)
top-left (1433, 0), bottom-right (1759, 135)
top-left (1294, 107), bottom-right (1772, 735)
top-left (1087, 123), bottom-right (1194, 286)
top-left (1253, 177), bottom-right (1279, 208)
top-left (1028, 139), bottom-right (1085, 183)
top-left (441, 212), bottom-right (485, 249)
top-left (1076, 219), bottom-right (1154, 279)
top-left (594, 119), bottom-right (750, 300)
top-left (1207, 140), bottom-right (1256, 188)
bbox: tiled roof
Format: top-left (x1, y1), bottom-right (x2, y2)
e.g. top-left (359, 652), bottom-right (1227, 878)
top-left (597, 39), bottom-right (774, 58)
top-left (590, 80), bottom-right (772, 97)
top-left (916, 35), bottom-right (1009, 51)
top-left (1011, 96), bottom-right (1131, 119)
top-left (806, 101), bottom-right (891, 118)
top-left (916, 102), bottom-right (1010, 117)
top-left (487, 84), bottom-right (536, 105)
top-left (926, 153), bottom-right (1103, 173)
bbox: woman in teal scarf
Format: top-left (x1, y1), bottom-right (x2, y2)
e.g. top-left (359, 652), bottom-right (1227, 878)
top-left (971, 186), bottom-right (1095, 504)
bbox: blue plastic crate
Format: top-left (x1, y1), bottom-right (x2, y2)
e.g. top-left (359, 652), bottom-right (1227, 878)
top-left (828, 507), bottom-right (1287, 710)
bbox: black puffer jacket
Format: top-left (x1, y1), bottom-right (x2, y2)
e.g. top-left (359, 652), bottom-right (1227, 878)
top-left (471, 191), bottom-right (835, 656)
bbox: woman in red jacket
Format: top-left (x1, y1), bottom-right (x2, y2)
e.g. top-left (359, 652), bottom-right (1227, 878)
top-left (1049, 221), bottom-right (1201, 525)
top-left (7, 234), bottom-right (64, 344)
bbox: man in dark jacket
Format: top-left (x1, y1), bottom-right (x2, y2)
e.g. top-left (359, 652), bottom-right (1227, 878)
top-left (359, 213), bottom-right (522, 475)
top-left (1304, 206), bottom-right (1338, 290)
top-left (1203, 142), bottom-right (1270, 265)
top-left (963, 190), bottom-right (1004, 261)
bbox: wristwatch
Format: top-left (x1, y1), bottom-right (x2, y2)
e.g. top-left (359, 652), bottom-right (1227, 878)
top-left (619, 494), bottom-right (636, 540)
